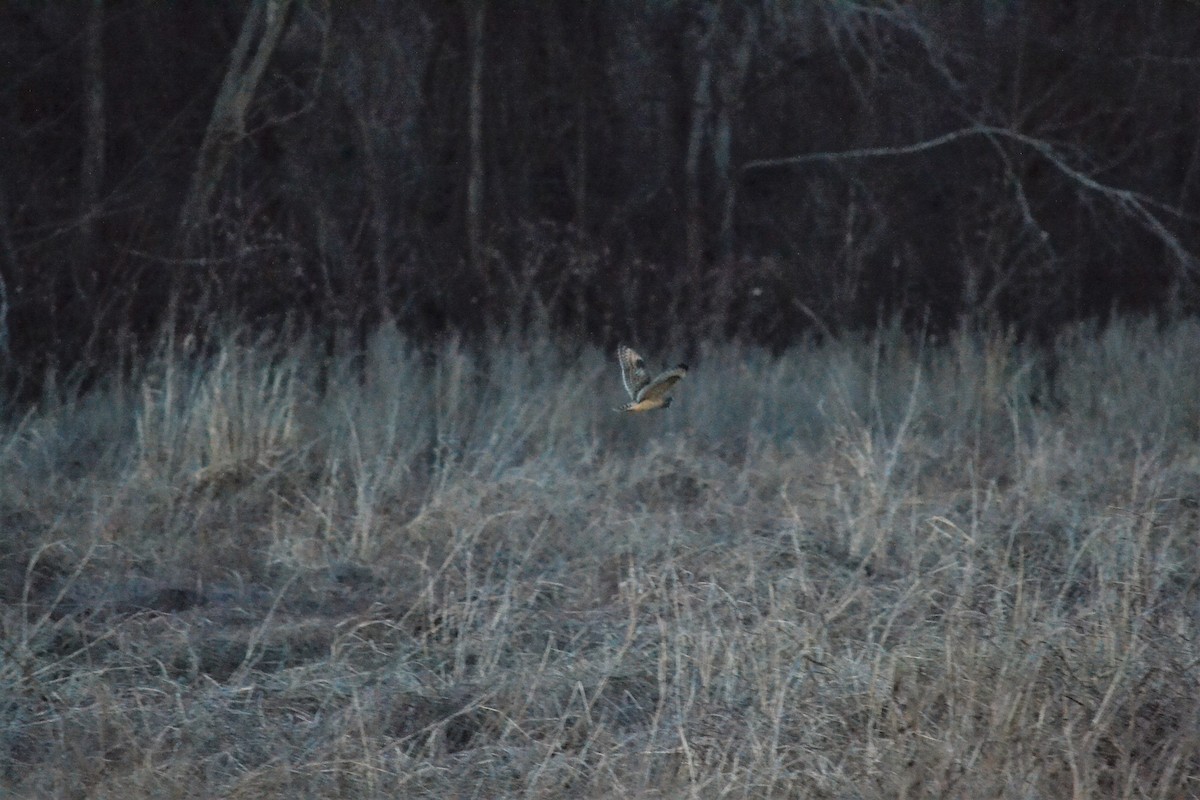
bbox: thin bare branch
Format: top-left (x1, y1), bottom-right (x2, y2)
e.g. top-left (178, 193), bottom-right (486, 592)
top-left (742, 124), bottom-right (1198, 274)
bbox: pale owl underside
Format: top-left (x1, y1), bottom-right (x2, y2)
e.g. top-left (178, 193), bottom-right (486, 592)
top-left (617, 345), bottom-right (688, 412)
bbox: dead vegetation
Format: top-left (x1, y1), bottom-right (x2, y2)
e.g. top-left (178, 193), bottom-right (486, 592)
top-left (1, 319), bottom-right (1199, 798)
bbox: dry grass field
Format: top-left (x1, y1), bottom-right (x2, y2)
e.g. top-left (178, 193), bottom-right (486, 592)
top-left (2, 319), bottom-right (1199, 798)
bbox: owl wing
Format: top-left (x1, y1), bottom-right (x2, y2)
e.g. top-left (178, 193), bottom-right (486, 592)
top-left (618, 345), bottom-right (651, 400)
top-left (636, 365), bottom-right (688, 403)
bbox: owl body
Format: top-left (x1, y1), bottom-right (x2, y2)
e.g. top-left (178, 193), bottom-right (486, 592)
top-left (617, 345), bottom-right (687, 412)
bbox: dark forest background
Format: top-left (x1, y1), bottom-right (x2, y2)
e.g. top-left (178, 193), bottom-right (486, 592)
top-left (2, 1), bottom-right (1199, 390)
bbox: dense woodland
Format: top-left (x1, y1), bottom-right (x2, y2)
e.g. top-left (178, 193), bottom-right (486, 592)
top-left (2, 1), bottom-right (1200, 384)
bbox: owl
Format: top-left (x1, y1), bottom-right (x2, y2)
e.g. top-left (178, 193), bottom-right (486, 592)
top-left (617, 345), bottom-right (688, 412)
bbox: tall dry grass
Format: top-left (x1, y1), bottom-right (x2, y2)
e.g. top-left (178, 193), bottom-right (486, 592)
top-left (1, 318), bottom-right (1198, 798)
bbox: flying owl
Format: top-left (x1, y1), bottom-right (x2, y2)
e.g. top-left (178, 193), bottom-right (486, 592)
top-left (616, 345), bottom-right (688, 412)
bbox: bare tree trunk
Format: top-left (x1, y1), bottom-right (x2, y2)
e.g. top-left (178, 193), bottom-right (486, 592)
top-left (80, 0), bottom-right (106, 269)
top-left (713, 10), bottom-right (756, 266)
top-left (0, 182), bottom-right (11, 361)
top-left (684, 45), bottom-right (713, 277)
top-left (356, 112), bottom-right (391, 317)
top-left (573, 91), bottom-right (588, 231)
top-left (465, 0), bottom-right (486, 279)
top-left (177, 0), bottom-right (295, 245)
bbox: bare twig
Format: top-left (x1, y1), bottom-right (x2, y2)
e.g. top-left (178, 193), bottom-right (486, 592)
top-left (741, 124), bottom-right (1197, 275)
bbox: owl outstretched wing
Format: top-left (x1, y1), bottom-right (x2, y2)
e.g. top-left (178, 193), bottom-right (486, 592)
top-left (618, 345), bottom-right (651, 400)
top-left (636, 365), bottom-right (688, 403)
